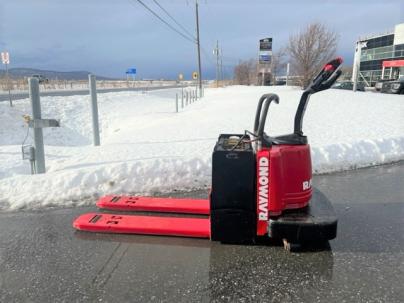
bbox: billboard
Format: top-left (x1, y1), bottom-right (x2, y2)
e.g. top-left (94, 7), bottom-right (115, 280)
top-left (259, 38), bottom-right (272, 64)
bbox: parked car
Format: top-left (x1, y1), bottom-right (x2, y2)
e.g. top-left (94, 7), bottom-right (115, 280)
top-left (380, 76), bottom-right (404, 94)
top-left (375, 79), bottom-right (391, 91)
top-left (31, 74), bottom-right (49, 84)
top-left (274, 80), bottom-right (286, 86)
top-left (332, 81), bottom-right (365, 91)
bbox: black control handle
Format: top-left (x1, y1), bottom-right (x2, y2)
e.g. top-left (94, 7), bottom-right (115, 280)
top-left (307, 57), bottom-right (343, 93)
top-left (294, 57), bottom-right (343, 135)
top-left (253, 93), bottom-right (279, 138)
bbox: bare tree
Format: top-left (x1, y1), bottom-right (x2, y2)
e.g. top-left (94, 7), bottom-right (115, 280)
top-left (233, 59), bottom-right (257, 85)
top-left (271, 48), bottom-right (287, 83)
top-left (287, 22), bottom-right (338, 88)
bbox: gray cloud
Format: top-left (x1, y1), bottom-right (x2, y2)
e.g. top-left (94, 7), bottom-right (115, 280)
top-left (1, 0), bottom-right (403, 78)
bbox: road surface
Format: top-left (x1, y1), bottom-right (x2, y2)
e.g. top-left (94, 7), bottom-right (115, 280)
top-left (0, 85), bottom-right (182, 102)
top-left (0, 162), bottom-right (403, 302)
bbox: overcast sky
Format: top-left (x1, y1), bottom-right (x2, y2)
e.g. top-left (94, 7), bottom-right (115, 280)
top-left (0, 0), bottom-right (403, 79)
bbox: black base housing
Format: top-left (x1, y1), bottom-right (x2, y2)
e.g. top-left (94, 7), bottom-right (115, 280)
top-left (210, 209), bottom-right (256, 243)
top-left (268, 189), bottom-right (338, 243)
top-left (210, 134), bottom-right (256, 243)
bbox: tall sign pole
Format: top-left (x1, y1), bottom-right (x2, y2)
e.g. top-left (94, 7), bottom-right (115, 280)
top-left (195, 1), bottom-right (203, 97)
top-left (258, 38), bottom-right (273, 86)
top-left (1, 51), bottom-right (12, 106)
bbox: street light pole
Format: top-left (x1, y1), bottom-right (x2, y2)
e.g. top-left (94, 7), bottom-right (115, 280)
top-left (195, 0), bottom-right (202, 97)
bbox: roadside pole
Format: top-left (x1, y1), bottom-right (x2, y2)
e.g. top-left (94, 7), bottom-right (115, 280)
top-left (29, 78), bottom-right (46, 174)
top-left (1, 51), bottom-right (12, 106)
top-left (181, 86), bottom-right (184, 107)
top-left (195, 1), bottom-right (203, 97)
top-left (5, 62), bottom-right (12, 106)
top-left (214, 40), bottom-right (219, 88)
top-left (89, 74), bottom-right (100, 146)
top-left (175, 93), bottom-right (179, 112)
top-left (220, 47), bottom-right (223, 85)
top-left (286, 63), bottom-right (290, 86)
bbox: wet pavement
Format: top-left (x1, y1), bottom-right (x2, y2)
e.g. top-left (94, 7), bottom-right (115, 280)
top-left (0, 162), bottom-right (403, 302)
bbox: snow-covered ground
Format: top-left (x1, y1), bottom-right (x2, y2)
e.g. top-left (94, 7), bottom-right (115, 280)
top-left (0, 86), bottom-right (403, 210)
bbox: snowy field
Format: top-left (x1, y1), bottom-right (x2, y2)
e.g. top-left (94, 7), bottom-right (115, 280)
top-left (0, 86), bottom-right (403, 210)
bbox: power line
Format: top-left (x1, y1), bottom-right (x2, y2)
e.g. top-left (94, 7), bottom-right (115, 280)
top-left (132, 0), bottom-right (196, 44)
top-left (152, 0), bottom-right (196, 41)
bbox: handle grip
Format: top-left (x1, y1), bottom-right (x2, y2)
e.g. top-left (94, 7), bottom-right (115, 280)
top-left (294, 57), bottom-right (343, 135)
top-left (307, 57), bottom-right (343, 93)
top-left (253, 94), bottom-right (279, 138)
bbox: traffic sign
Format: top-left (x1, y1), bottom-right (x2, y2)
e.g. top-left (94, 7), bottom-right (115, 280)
top-left (192, 71), bottom-right (198, 80)
top-left (126, 68), bottom-right (136, 75)
top-left (1, 52), bottom-right (10, 64)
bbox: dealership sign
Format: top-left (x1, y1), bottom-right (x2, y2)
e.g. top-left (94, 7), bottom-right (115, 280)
top-left (382, 59), bottom-right (404, 68)
top-left (259, 38), bottom-right (272, 64)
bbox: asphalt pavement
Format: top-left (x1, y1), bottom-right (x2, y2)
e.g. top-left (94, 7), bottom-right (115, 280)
top-left (0, 162), bottom-right (403, 302)
top-left (0, 85), bottom-right (181, 102)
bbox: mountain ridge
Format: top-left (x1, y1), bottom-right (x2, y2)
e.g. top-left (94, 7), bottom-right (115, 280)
top-left (0, 67), bottom-right (115, 80)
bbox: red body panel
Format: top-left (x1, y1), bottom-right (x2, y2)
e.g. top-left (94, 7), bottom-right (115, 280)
top-left (256, 145), bottom-right (312, 235)
top-left (73, 213), bottom-right (210, 238)
top-left (97, 195), bottom-right (210, 215)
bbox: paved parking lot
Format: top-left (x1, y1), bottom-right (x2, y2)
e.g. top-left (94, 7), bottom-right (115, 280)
top-left (0, 162), bottom-right (403, 302)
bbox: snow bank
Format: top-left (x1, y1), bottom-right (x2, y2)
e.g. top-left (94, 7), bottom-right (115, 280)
top-left (0, 86), bottom-right (403, 210)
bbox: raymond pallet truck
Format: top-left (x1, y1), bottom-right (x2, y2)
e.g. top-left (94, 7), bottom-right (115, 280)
top-left (73, 57), bottom-right (343, 250)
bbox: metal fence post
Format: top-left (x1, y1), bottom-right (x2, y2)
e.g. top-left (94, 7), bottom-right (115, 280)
top-left (175, 93), bottom-right (179, 112)
top-left (28, 78), bottom-right (46, 174)
top-left (186, 91), bottom-right (189, 105)
top-left (181, 89), bottom-right (184, 108)
top-left (89, 74), bottom-right (100, 146)
top-left (181, 87), bottom-right (184, 107)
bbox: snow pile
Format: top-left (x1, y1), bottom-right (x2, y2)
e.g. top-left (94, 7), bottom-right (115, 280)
top-left (0, 86), bottom-right (403, 210)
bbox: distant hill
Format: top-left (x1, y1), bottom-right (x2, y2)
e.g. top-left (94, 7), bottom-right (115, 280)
top-left (0, 68), bottom-right (114, 80)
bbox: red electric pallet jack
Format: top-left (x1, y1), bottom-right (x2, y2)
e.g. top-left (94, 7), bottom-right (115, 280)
top-left (73, 57), bottom-right (343, 249)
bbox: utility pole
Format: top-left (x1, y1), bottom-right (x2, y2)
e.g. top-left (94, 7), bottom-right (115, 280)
top-left (195, 0), bottom-right (203, 97)
top-left (220, 47), bottom-right (223, 84)
top-left (214, 40), bottom-right (219, 87)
